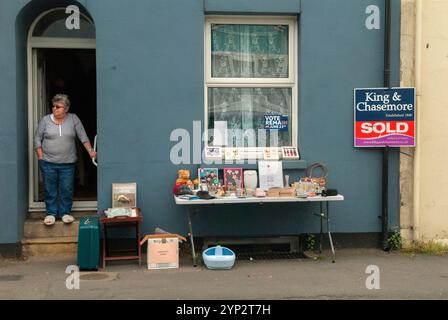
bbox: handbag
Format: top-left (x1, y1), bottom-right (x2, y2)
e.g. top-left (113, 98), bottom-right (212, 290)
top-left (301, 163), bottom-right (328, 189)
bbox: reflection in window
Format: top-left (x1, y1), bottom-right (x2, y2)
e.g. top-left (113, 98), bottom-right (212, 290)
top-left (208, 88), bottom-right (292, 147)
top-left (212, 24), bottom-right (288, 78)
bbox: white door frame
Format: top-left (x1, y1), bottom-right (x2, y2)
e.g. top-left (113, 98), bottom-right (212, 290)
top-left (27, 8), bottom-right (97, 212)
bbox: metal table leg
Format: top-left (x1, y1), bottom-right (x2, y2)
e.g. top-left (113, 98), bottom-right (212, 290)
top-left (325, 202), bottom-right (336, 263)
top-left (313, 201), bottom-right (336, 263)
top-left (102, 223), bottom-right (107, 269)
top-left (137, 221), bottom-right (141, 267)
top-left (187, 207), bottom-right (197, 267)
top-left (319, 202), bottom-right (323, 254)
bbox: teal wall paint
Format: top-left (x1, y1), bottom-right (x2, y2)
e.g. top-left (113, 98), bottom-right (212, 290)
top-left (0, 0), bottom-right (92, 244)
top-left (0, 0), bottom-right (401, 245)
top-left (0, 0), bottom-right (28, 244)
top-left (204, 0), bottom-right (301, 14)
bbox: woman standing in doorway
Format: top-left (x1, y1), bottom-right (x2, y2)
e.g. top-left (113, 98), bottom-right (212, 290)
top-left (34, 94), bottom-right (96, 226)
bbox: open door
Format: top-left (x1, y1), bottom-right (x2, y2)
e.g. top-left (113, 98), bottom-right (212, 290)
top-left (32, 49), bottom-right (47, 202)
top-left (28, 8), bottom-right (97, 212)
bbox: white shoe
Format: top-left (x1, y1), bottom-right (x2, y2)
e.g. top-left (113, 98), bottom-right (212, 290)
top-left (44, 215), bottom-right (56, 226)
top-left (62, 214), bottom-right (75, 224)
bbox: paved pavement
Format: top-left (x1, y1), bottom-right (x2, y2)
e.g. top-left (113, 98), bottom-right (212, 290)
top-left (0, 248), bottom-right (447, 300)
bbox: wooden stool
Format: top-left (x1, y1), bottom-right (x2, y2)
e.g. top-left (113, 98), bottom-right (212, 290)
top-left (100, 208), bottom-right (143, 269)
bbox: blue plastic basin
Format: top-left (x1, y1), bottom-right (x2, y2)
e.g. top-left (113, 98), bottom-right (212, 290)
top-left (202, 245), bottom-right (236, 270)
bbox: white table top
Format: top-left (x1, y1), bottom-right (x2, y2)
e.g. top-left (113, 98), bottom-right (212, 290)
top-left (174, 194), bottom-right (344, 205)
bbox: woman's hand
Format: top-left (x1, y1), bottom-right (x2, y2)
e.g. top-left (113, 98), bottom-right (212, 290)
top-left (35, 147), bottom-right (43, 160)
top-left (88, 149), bottom-right (97, 159)
top-left (83, 143), bottom-right (96, 159)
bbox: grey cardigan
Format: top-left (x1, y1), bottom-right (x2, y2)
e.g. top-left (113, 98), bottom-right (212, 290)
top-left (34, 113), bottom-right (89, 164)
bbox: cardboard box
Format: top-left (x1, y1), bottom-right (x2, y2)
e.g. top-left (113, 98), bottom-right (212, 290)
top-left (267, 187), bottom-right (281, 197)
top-left (141, 234), bottom-right (179, 270)
top-left (279, 187), bottom-right (295, 197)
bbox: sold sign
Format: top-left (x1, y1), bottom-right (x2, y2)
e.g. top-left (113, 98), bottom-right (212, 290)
top-left (354, 88), bottom-right (416, 147)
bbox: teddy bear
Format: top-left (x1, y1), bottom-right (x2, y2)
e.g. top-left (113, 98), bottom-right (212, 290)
top-left (192, 178), bottom-right (200, 190)
top-left (175, 169), bottom-right (194, 189)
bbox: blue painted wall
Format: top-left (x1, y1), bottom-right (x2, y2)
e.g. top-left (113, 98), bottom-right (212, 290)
top-left (0, 0), bottom-right (92, 246)
top-left (0, 0), bottom-right (28, 246)
top-left (0, 0), bottom-right (401, 245)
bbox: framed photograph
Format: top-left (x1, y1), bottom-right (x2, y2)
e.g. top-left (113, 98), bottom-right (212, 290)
top-left (205, 146), bottom-right (222, 159)
top-left (263, 148), bottom-right (280, 160)
top-left (258, 161), bottom-right (284, 190)
top-left (281, 147), bottom-right (300, 160)
top-left (224, 148), bottom-right (241, 160)
top-left (198, 168), bottom-right (220, 190)
top-left (112, 182), bottom-right (137, 208)
top-left (223, 168), bottom-right (243, 192)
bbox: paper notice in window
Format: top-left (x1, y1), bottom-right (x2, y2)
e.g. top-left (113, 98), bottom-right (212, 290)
top-left (213, 121), bottom-right (228, 146)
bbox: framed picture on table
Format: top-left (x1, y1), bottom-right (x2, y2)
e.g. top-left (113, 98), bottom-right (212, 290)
top-left (258, 161), bottom-right (284, 190)
top-left (112, 182), bottom-right (137, 208)
top-left (198, 168), bottom-right (220, 191)
top-left (223, 168), bottom-right (243, 192)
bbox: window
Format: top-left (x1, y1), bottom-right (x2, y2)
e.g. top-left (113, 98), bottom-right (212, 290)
top-left (205, 16), bottom-right (297, 159)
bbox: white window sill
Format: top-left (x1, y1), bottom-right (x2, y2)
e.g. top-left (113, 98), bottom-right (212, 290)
top-left (199, 160), bottom-right (307, 170)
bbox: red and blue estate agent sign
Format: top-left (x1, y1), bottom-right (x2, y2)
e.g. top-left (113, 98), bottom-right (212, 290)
top-left (354, 88), bottom-right (416, 147)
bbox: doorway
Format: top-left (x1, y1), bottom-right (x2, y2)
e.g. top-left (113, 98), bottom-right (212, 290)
top-left (28, 8), bottom-right (97, 211)
top-left (35, 48), bottom-right (97, 202)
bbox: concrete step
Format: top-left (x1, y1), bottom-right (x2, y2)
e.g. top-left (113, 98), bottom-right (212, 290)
top-left (22, 213), bottom-right (100, 257)
top-left (24, 219), bottom-right (80, 238)
top-left (21, 236), bottom-right (78, 256)
top-left (28, 211), bottom-right (98, 219)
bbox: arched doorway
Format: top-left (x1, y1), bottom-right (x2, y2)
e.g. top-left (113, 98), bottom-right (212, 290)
top-left (28, 8), bottom-right (97, 212)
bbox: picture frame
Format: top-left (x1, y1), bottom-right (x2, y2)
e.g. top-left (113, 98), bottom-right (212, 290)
top-left (263, 148), bottom-right (280, 160)
top-left (198, 168), bottom-right (220, 191)
top-left (112, 182), bottom-right (137, 208)
top-left (258, 161), bottom-right (284, 190)
top-left (281, 147), bottom-right (300, 160)
top-left (224, 148), bottom-right (241, 160)
top-left (223, 168), bottom-right (243, 192)
top-left (205, 146), bottom-right (222, 160)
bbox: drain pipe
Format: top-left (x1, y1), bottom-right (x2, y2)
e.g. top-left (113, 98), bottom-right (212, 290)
top-left (413, 0), bottom-right (423, 242)
top-left (381, 0), bottom-right (392, 251)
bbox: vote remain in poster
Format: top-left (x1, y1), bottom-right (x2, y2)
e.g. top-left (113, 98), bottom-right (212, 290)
top-left (354, 88), bottom-right (415, 147)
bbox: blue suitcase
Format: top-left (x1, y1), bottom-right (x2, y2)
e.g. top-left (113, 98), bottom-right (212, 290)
top-left (77, 216), bottom-right (100, 270)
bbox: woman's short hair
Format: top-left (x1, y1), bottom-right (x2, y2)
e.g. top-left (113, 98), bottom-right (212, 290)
top-left (52, 94), bottom-right (70, 109)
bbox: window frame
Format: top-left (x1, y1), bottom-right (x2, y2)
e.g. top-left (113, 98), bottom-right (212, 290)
top-left (204, 15), bottom-right (298, 159)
